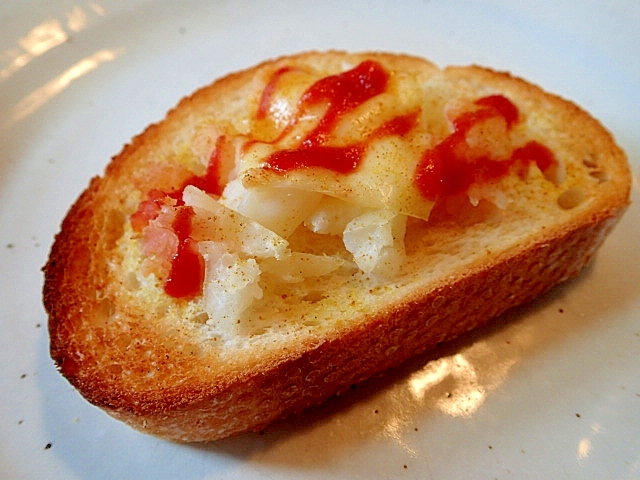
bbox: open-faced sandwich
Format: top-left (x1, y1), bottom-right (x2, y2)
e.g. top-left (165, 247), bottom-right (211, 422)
top-left (43, 51), bottom-right (631, 442)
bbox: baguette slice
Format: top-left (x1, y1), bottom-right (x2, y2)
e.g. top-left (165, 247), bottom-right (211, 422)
top-left (43, 51), bottom-right (631, 442)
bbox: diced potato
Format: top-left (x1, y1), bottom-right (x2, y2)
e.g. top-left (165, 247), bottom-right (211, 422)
top-left (220, 178), bottom-right (323, 238)
top-left (260, 252), bottom-right (349, 283)
top-left (343, 209), bottom-right (407, 276)
top-left (304, 195), bottom-right (369, 235)
top-left (182, 185), bottom-right (288, 259)
top-left (199, 241), bottom-right (263, 331)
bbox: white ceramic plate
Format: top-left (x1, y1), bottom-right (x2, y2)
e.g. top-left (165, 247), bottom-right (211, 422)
top-left (1, 1), bottom-right (639, 478)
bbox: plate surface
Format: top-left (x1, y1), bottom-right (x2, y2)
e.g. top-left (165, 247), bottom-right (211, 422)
top-left (1, 1), bottom-right (639, 479)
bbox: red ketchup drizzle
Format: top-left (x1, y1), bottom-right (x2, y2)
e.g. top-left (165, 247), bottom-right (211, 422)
top-left (263, 60), bottom-right (392, 173)
top-left (184, 136), bottom-right (227, 197)
top-left (299, 60), bottom-right (390, 146)
top-left (414, 95), bottom-right (558, 200)
top-left (263, 111), bottom-right (421, 173)
top-left (514, 141), bottom-right (556, 172)
top-left (160, 143), bottom-right (227, 298)
top-left (473, 94), bottom-right (519, 127)
top-left (266, 145), bottom-right (363, 173)
top-left (130, 135), bottom-right (227, 233)
top-left (373, 111), bottom-right (421, 138)
top-left (130, 139), bottom-right (228, 298)
top-left (164, 207), bottom-right (205, 299)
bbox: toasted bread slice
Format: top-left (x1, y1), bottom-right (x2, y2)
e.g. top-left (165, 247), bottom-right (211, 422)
top-left (43, 51), bottom-right (631, 442)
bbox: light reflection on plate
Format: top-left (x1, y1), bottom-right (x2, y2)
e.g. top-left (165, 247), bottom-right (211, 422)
top-left (1, 4), bottom-right (121, 126)
top-left (10, 48), bottom-right (124, 123)
top-left (1, 4), bottom-right (105, 81)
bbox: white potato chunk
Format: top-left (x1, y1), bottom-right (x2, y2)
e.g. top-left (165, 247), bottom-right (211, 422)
top-left (304, 196), bottom-right (369, 235)
top-left (182, 185), bottom-right (288, 259)
top-left (260, 252), bottom-right (349, 283)
top-left (199, 241), bottom-right (263, 332)
top-left (220, 178), bottom-right (323, 238)
top-left (343, 209), bottom-right (407, 276)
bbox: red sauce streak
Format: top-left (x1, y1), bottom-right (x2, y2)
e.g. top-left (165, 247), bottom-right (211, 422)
top-left (264, 110), bottom-right (420, 173)
top-left (265, 145), bottom-right (364, 173)
top-left (299, 60), bottom-right (389, 147)
top-left (372, 111), bottom-right (421, 139)
top-left (262, 60), bottom-right (393, 173)
top-left (164, 207), bottom-right (205, 299)
top-left (185, 136), bottom-right (227, 197)
top-left (414, 95), bottom-right (558, 200)
top-left (474, 95), bottom-right (519, 127)
top-left (130, 137), bottom-right (228, 298)
top-left (513, 141), bottom-right (556, 172)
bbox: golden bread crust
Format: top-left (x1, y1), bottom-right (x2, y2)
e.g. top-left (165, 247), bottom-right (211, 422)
top-left (43, 50), bottom-right (631, 442)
